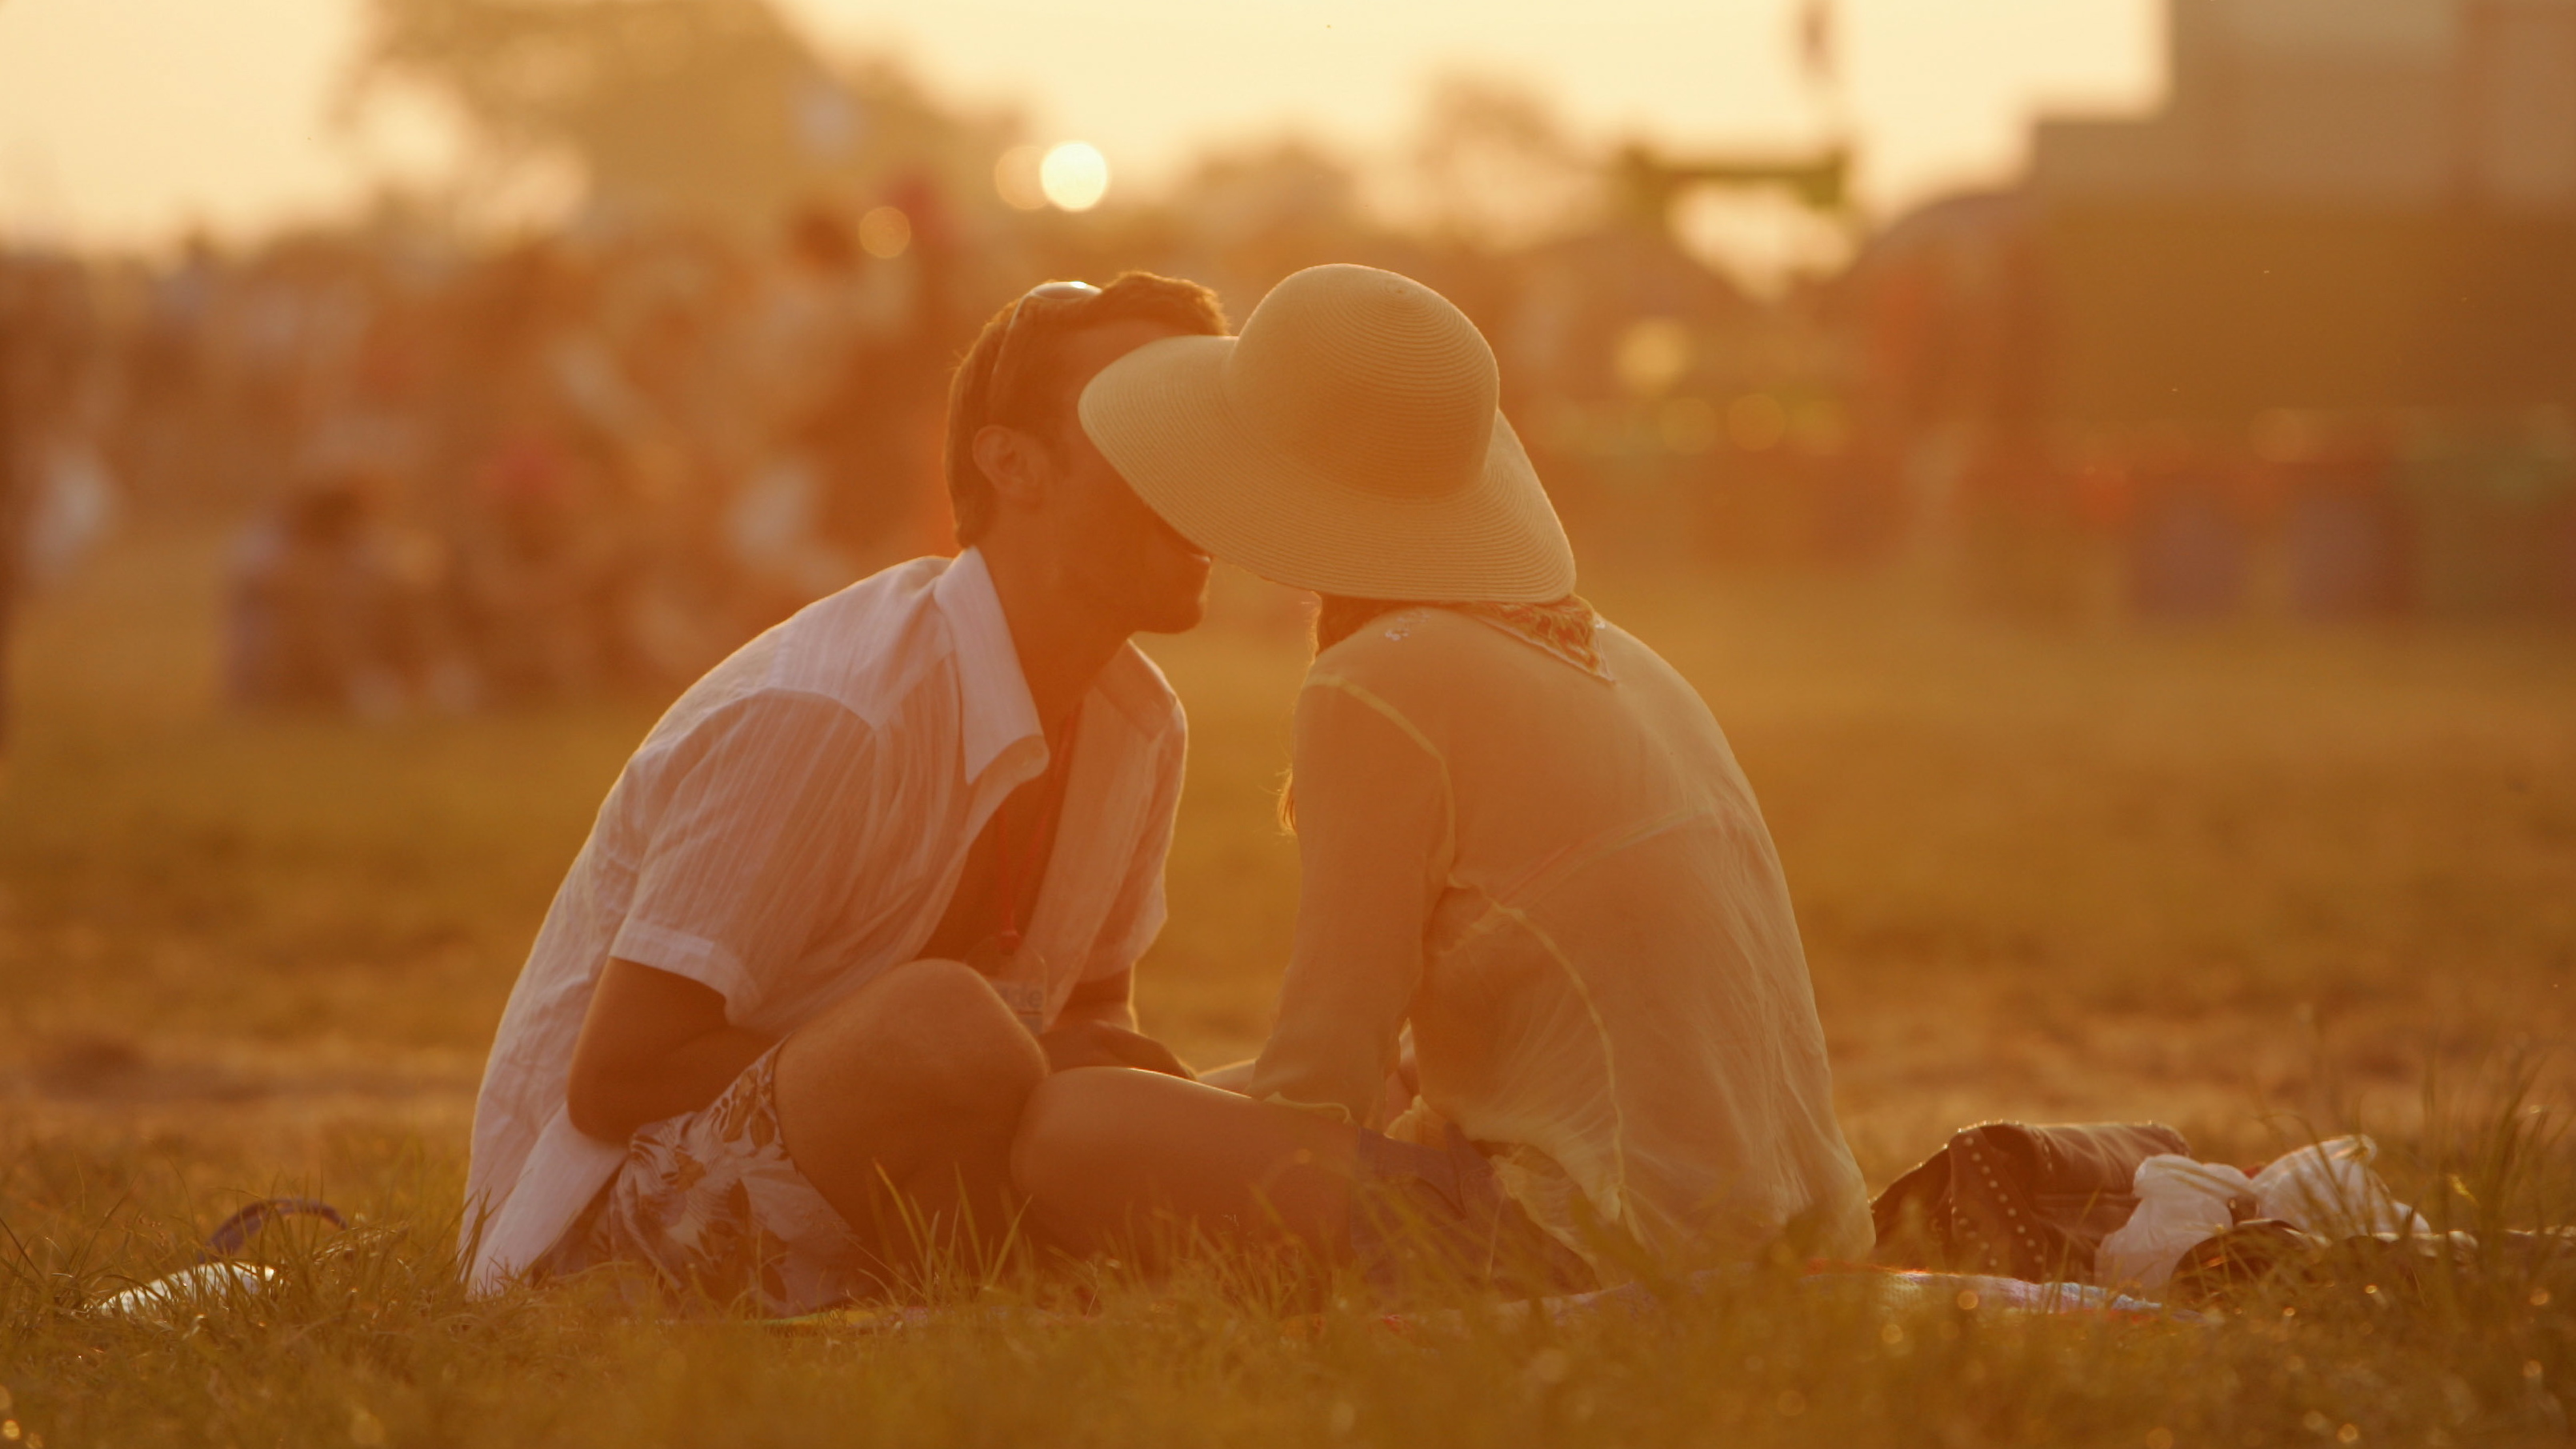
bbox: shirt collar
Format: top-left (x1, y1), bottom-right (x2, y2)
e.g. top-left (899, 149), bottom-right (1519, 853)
top-left (931, 548), bottom-right (1043, 783)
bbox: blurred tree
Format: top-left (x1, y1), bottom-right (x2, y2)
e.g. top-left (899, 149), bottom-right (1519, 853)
top-left (1184, 141), bottom-right (1363, 247)
top-left (349, 0), bottom-right (1008, 230)
top-left (1173, 140), bottom-right (1376, 297)
top-left (1405, 74), bottom-right (1604, 252)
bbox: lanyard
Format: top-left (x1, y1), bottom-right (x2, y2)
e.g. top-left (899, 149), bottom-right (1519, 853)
top-left (991, 706), bottom-right (1078, 956)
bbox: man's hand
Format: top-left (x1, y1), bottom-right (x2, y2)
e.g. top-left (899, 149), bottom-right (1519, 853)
top-left (1038, 968), bottom-right (1193, 1078)
top-left (565, 959), bottom-right (774, 1142)
top-left (1037, 1019), bottom-right (1196, 1079)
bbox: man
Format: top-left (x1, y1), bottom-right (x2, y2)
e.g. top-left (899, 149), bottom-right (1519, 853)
top-left (462, 273), bottom-right (1226, 1313)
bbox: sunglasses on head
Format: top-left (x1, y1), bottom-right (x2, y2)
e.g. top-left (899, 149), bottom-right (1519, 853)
top-left (987, 279), bottom-right (1103, 408)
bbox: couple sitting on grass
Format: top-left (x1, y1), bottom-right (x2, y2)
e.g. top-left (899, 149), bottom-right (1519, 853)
top-left (462, 264), bottom-right (1874, 1315)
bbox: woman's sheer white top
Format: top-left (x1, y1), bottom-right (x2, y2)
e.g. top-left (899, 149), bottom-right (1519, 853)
top-left (1248, 607), bottom-right (1872, 1274)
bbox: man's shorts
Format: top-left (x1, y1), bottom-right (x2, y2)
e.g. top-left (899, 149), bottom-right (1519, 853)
top-left (534, 1046), bottom-right (864, 1317)
top-left (1348, 1124), bottom-right (1598, 1302)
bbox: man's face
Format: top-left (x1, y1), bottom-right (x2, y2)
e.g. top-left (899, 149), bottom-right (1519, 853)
top-left (1016, 318), bottom-right (1212, 635)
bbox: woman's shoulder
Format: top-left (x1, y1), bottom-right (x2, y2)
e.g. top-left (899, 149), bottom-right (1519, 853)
top-left (1308, 606), bottom-right (1518, 694)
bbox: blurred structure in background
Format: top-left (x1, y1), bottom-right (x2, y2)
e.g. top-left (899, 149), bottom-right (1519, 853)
top-left (2, 0), bottom-right (2569, 724)
top-left (1854, 0), bottom-right (2576, 618)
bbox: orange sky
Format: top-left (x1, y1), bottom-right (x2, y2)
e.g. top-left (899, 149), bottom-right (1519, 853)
top-left (0, 0), bottom-right (2162, 246)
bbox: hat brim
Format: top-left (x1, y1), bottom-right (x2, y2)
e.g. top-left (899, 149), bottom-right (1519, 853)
top-left (1079, 334), bottom-right (1578, 603)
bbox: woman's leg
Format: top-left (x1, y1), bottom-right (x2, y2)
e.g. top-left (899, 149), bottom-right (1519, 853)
top-left (1009, 1067), bottom-right (1358, 1265)
top-left (1195, 1058), bottom-right (1257, 1093)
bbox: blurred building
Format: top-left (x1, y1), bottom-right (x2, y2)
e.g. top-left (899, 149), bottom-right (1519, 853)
top-left (2026, 0), bottom-right (2576, 424)
top-left (2036, 0), bottom-right (2576, 210)
top-left (1847, 0), bottom-right (2576, 618)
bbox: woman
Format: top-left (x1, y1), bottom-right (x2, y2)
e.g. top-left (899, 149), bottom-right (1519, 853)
top-left (1010, 264), bottom-right (1872, 1295)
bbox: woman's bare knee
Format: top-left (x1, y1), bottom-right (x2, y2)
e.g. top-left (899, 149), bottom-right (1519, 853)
top-left (1009, 1068), bottom-right (1359, 1260)
top-left (1009, 1068), bottom-right (1267, 1208)
top-left (1010, 1068), bottom-right (1133, 1201)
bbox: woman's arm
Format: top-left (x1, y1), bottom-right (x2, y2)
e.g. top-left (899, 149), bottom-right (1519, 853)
top-left (1247, 674), bottom-right (1453, 1127)
top-left (1008, 675), bottom-right (1448, 1265)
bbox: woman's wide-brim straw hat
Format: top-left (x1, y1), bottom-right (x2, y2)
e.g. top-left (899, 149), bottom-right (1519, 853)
top-left (1079, 263), bottom-right (1577, 602)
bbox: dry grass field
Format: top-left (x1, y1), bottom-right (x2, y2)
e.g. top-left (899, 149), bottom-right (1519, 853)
top-left (2, 520), bottom-right (2571, 1447)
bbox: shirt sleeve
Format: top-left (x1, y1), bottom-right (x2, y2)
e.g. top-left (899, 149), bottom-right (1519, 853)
top-left (1246, 673), bottom-right (1454, 1126)
top-left (608, 690), bottom-right (881, 1019)
top-left (1078, 720), bottom-right (1186, 983)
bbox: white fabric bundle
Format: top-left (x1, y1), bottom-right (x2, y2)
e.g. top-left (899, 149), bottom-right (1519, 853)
top-left (2096, 1135), bottom-right (2430, 1290)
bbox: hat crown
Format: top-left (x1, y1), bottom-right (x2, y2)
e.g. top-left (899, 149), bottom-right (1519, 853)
top-left (1223, 266), bottom-right (1499, 502)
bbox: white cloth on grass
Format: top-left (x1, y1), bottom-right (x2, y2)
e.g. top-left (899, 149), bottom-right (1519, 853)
top-left (460, 548), bottom-right (1186, 1293)
top-left (2097, 1135), bottom-right (2432, 1290)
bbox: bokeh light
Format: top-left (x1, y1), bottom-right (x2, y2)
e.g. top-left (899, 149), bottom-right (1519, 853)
top-left (856, 205), bottom-right (910, 258)
top-left (993, 145), bottom-right (1049, 211)
top-left (1038, 142), bottom-right (1110, 211)
top-left (1614, 318), bottom-right (1693, 396)
top-left (1726, 392), bottom-right (1788, 452)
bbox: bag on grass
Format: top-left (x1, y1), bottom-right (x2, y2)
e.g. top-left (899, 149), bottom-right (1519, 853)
top-left (1869, 1122), bottom-right (2190, 1281)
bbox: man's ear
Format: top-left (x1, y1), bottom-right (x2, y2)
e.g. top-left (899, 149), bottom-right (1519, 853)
top-left (970, 424), bottom-right (1049, 515)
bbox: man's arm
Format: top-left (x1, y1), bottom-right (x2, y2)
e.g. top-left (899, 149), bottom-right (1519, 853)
top-left (1038, 969), bottom-right (1196, 1078)
top-left (566, 959), bottom-right (776, 1142)
top-left (566, 693), bottom-right (882, 1141)
top-left (1055, 968), bottom-right (1138, 1031)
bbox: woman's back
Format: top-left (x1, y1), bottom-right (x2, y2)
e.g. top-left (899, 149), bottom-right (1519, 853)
top-left (1250, 606), bottom-right (1872, 1271)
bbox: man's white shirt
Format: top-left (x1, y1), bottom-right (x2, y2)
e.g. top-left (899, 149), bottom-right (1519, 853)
top-left (460, 549), bottom-right (1186, 1291)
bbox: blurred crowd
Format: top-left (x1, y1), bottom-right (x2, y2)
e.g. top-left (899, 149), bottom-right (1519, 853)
top-left (0, 162), bottom-right (1894, 722)
top-left (3, 152), bottom-right (2573, 731)
top-left (2, 0), bottom-right (2572, 739)
top-left (0, 190), bottom-right (998, 718)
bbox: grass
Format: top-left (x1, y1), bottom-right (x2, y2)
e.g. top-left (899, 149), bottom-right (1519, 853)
top-left (2, 519), bottom-right (2573, 1445)
top-left (2, 1099), bottom-right (2570, 1448)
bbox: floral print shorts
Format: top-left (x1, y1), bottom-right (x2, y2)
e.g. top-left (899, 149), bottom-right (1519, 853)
top-left (536, 1046), bottom-right (863, 1317)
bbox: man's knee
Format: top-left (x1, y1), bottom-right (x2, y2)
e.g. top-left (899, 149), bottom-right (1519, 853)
top-left (794, 959), bottom-right (1047, 1131)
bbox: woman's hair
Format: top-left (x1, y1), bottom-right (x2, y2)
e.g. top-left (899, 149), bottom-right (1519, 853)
top-left (1278, 594), bottom-right (1422, 832)
top-left (943, 270), bottom-right (1229, 545)
top-left (1308, 594), bottom-right (1416, 657)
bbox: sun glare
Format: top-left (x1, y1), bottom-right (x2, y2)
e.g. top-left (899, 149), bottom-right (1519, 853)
top-left (1038, 142), bottom-right (1110, 212)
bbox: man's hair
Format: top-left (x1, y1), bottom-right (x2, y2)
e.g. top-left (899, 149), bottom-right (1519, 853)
top-left (943, 270), bottom-right (1229, 545)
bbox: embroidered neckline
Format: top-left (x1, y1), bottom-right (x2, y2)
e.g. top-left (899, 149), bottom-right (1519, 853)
top-left (1418, 596), bottom-right (1614, 681)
